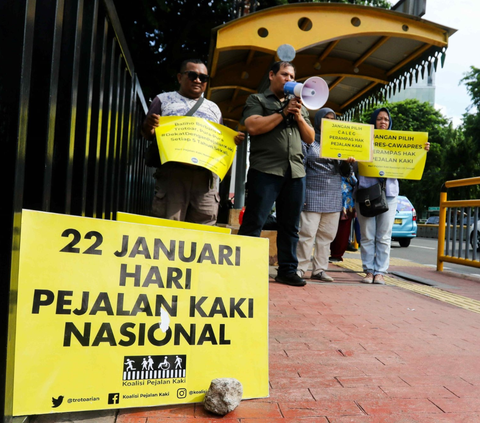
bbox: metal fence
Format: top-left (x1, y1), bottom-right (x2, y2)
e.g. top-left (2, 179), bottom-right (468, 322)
top-left (1, 0), bottom-right (153, 418)
top-left (437, 177), bottom-right (480, 271)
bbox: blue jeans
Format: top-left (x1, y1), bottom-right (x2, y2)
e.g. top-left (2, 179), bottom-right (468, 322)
top-left (238, 167), bottom-right (305, 276)
top-left (356, 196), bottom-right (398, 275)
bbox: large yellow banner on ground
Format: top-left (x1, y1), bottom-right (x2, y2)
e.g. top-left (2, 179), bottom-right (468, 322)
top-left (12, 210), bottom-right (269, 416)
top-left (320, 119), bottom-right (374, 162)
top-left (155, 116), bottom-right (237, 180)
top-left (358, 129), bottom-right (428, 180)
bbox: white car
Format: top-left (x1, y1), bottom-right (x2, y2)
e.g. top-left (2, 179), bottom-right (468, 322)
top-left (469, 220), bottom-right (480, 252)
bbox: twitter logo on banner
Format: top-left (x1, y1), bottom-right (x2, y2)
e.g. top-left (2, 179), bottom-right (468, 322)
top-left (52, 395), bottom-right (64, 408)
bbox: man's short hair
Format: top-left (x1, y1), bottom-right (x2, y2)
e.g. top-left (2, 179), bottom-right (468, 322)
top-left (179, 59), bottom-right (206, 73)
top-left (270, 61), bottom-right (296, 76)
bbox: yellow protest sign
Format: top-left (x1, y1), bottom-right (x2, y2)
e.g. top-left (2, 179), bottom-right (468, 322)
top-left (358, 129), bottom-right (428, 180)
top-left (320, 119), bottom-right (374, 161)
top-left (12, 210), bottom-right (269, 416)
top-left (116, 212), bottom-right (231, 234)
top-left (155, 116), bottom-right (237, 180)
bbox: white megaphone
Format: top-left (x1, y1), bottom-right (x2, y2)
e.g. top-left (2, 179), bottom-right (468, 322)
top-left (284, 76), bottom-right (329, 110)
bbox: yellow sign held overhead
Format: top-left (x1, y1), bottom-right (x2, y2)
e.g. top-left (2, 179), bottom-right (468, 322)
top-left (12, 210), bottom-right (269, 416)
top-left (155, 116), bottom-right (237, 180)
top-left (358, 129), bottom-right (428, 180)
top-left (320, 119), bottom-right (374, 162)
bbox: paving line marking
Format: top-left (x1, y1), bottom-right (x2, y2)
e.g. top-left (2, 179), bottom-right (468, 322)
top-left (338, 258), bottom-right (480, 315)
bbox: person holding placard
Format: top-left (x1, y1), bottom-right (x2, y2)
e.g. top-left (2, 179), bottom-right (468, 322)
top-left (296, 108), bottom-right (354, 282)
top-left (356, 108), bottom-right (429, 284)
top-left (141, 58), bottom-right (244, 225)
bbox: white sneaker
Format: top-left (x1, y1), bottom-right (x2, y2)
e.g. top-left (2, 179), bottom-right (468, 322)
top-left (361, 272), bottom-right (374, 284)
top-left (311, 272), bottom-right (334, 282)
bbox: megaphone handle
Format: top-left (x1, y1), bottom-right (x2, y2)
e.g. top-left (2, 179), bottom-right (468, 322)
top-left (282, 96), bottom-right (298, 127)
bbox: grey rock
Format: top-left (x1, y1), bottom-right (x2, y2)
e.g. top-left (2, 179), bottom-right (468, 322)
top-left (204, 378), bottom-right (243, 416)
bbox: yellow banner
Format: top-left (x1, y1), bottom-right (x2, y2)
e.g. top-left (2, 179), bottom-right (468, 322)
top-left (358, 129), bottom-right (428, 180)
top-left (12, 210), bottom-right (269, 415)
top-left (320, 119), bottom-right (374, 162)
top-left (155, 116), bottom-right (237, 180)
top-left (116, 212), bottom-right (231, 234)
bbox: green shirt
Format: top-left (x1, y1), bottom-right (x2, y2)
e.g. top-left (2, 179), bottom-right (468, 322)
top-left (243, 88), bottom-right (312, 178)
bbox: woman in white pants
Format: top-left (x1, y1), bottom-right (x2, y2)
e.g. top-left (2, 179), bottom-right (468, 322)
top-left (356, 108), bottom-right (429, 284)
top-left (296, 108), bottom-right (354, 281)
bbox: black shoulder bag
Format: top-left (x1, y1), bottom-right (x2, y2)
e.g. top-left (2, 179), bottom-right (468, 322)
top-left (144, 97), bottom-right (205, 168)
top-left (356, 179), bottom-right (389, 217)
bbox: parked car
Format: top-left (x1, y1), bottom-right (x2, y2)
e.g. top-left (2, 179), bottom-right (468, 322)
top-left (391, 195), bottom-right (417, 247)
top-left (469, 220), bottom-right (480, 252)
top-left (426, 213), bottom-right (469, 226)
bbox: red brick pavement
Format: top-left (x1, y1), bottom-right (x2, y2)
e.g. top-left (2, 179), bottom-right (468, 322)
top-left (32, 261), bottom-right (480, 422)
top-left (111, 262), bottom-right (480, 423)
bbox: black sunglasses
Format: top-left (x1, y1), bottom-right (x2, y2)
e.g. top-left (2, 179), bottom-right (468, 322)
top-left (182, 71), bottom-right (209, 83)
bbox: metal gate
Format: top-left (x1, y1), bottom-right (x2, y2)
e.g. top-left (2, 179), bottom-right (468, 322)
top-left (0, 1), bottom-right (153, 418)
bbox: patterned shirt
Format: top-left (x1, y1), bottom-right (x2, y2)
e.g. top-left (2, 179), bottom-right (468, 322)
top-left (302, 140), bottom-right (351, 213)
top-left (147, 91), bottom-right (222, 124)
top-left (341, 174), bottom-right (357, 214)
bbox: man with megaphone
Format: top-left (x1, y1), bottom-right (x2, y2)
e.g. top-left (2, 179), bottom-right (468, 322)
top-left (238, 61), bottom-right (315, 287)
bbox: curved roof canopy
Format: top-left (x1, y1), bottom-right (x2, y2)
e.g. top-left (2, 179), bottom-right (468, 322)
top-left (206, 3), bottom-right (456, 128)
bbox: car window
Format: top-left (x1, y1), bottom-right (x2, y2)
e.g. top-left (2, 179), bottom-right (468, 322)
top-left (396, 197), bottom-right (413, 212)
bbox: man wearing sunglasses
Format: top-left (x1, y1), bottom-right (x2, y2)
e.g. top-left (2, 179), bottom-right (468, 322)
top-left (238, 61), bottom-right (315, 287)
top-left (142, 59), bottom-right (244, 225)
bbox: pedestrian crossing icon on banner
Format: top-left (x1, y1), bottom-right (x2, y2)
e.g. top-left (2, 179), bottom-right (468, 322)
top-left (123, 355), bottom-right (187, 380)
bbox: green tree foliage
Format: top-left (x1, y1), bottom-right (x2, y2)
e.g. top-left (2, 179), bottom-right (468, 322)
top-left (355, 68), bottom-right (480, 214)
top-left (460, 67), bottom-right (480, 154)
top-left (462, 66), bottom-right (480, 110)
top-left (444, 66), bottom-right (480, 200)
top-left (441, 127), bottom-right (480, 200)
top-left (115, 0), bottom-right (234, 100)
top-left (115, 0), bottom-right (391, 100)
top-left (358, 99), bottom-right (452, 215)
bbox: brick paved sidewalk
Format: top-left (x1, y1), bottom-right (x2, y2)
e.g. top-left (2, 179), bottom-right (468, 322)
top-left (31, 259), bottom-right (480, 422)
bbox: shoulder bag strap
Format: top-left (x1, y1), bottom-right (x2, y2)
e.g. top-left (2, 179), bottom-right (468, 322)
top-left (185, 96), bottom-right (204, 117)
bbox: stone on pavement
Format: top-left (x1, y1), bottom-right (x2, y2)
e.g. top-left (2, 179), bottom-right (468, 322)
top-left (203, 377), bottom-right (243, 415)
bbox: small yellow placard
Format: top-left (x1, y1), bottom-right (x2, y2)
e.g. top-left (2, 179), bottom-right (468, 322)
top-left (12, 210), bottom-right (269, 415)
top-left (320, 119), bottom-right (374, 162)
top-left (358, 129), bottom-right (428, 180)
top-left (155, 116), bottom-right (237, 180)
top-left (116, 212), bottom-right (231, 234)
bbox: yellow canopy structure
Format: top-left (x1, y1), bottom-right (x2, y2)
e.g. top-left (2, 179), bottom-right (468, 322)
top-left (207, 3), bottom-right (456, 128)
